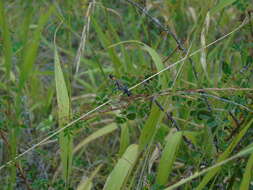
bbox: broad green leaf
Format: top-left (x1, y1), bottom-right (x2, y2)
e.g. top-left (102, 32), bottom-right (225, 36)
top-left (210, 0), bottom-right (237, 15)
top-left (196, 118), bottom-right (253, 190)
top-left (54, 47), bottom-right (73, 186)
top-left (239, 153), bottom-right (253, 190)
top-left (103, 144), bottom-right (139, 190)
top-left (156, 132), bottom-right (182, 185)
top-left (73, 123), bottom-right (118, 154)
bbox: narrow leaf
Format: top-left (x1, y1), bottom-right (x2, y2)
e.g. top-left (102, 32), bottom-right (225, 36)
top-left (19, 6), bottom-right (54, 89)
top-left (156, 132), bottom-right (182, 185)
top-left (74, 123), bottom-right (118, 154)
top-left (139, 96), bottom-right (168, 151)
top-left (0, 0), bottom-right (12, 78)
top-left (119, 123), bottom-right (130, 156)
top-left (77, 164), bottom-right (103, 190)
top-left (196, 118), bottom-right (253, 190)
top-left (165, 144), bottom-right (253, 190)
top-left (103, 144), bottom-right (139, 190)
top-left (54, 47), bottom-right (73, 186)
top-left (239, 153), bottom-right (253, 190)
top-left (92, 18), bottom-right (121, 75)
top-left (143, 45), bottom-right (168, 89)
top-left (210, 0), bottom-right (237, 15)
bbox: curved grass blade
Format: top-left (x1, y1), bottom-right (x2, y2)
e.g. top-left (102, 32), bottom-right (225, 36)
top-left (73, 123), bottom-right (118, 154)
top-left (142, 45), bottom-right (168, 89)
top-left (77, 164), bottom-right (103, 190)
top-left (103, 144), bottom-right (139, 190)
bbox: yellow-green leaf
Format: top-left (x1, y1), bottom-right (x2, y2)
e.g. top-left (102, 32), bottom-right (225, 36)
top-left (119, 123), bottom-right (130, 156)
top-left (196, 118), bottom-right (253, 190)
top-left (156, 132), bottom-right (182, 185)
top-left (103, 144), bottom-right (139, 190)
top-left (240, 152), bottom-right (253, 190)
top-left (19, 6), bottom-right (54, 89)
top-left (139, 96), bottom-right (168, 151)
top-left (74, 123), bottom-right (118, 154)
top-left (54, 47), bottom-right (73, 186)
top-left (77, 164), bottom-right (103, 190)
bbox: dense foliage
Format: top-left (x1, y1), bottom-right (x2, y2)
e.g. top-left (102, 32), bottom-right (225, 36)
top-left (0, 0), bottom-right (253, 189)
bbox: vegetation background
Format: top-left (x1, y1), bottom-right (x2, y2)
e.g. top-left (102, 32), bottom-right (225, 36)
top-left (0, 0), bottom-right (253, 189)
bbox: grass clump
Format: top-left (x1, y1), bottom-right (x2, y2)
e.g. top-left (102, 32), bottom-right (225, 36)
top-left (0, 0), bottom-right (253, 189)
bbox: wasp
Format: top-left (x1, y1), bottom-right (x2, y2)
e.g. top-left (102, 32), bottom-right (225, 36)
top-left (109, 74), bottom-right (131, 96)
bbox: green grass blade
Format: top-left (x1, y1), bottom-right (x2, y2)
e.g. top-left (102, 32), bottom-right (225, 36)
top-left (196, 118), bottom-right (253, 190)
top-left (7, 128), bottom-right (18, 190)
top-left (103, 144), bottom-right (139, 190)
top-left (156, 132), bottom-right (182, 186)
top-left (165, 144), bottom-right (253, 190)
top-left (119, 123), bottom-right (130, 156)
top-left (19, 6), bottom-right (54, 89)
top-left (143, 45), bottom-right (168, 89)
top-left (0, 2), bottom-right (16, 189)
top-left (0, 0), bottom-right (12, 79)
top-left (139, 96), bottom-right (168, 151)
top-left (138, 45), bottom-right (169, 152)
top-left (77, 164), bottom-right (103, 190)
top-left (210, 0), bottom-right (237, 15)
top-left (54, 47), bottom-right (73, 187)
top-left (19, 3), bottom-right (34, 61)
top-left (239, 153), bottom-right (253, 190)
top-left (73, 123), bottom-right (118, 154)
top-left (92, 18), bottom-right (122, 75)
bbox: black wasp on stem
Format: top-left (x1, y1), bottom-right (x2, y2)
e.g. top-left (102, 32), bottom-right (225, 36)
top-left (109, 74), bottom-right (132, 97)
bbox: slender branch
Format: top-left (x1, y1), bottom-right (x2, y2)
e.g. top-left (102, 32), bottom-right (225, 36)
top-left (124, 0), bottom-right (216, 114)
top-left (225, 112), bottom-right (244, 141)
top-left (152, 97), bottom-right (195, 149)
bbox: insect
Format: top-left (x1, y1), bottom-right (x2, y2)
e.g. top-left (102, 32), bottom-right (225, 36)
top-left (109, 74), bottom-right (131, 96)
